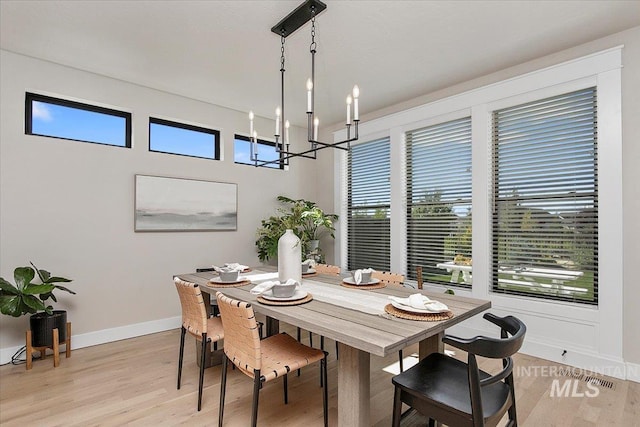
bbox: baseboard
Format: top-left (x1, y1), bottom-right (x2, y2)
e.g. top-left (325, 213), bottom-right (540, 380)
top-left (0, 316), bottom-right (181, 365)
top-left (626, 362), bottom-right (640, 383)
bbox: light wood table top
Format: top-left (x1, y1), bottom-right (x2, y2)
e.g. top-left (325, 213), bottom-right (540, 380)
top-left (176, 267), bottom-right (490, 427)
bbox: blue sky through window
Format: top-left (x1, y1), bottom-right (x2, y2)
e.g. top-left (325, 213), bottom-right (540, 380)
top-left (234, 136), bottom-right (282, 169)
top-left (30, 100), bottom-right (128, 146)
top-left (149, 120), bottom-right (217, 159)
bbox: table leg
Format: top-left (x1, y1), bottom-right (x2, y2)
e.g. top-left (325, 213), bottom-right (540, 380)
top-left (265, 317), bottom-right (279, 337)
top-left (419, 331), bottom-right (444, 360)
top-left (338, 342), bottom-right (370, 427)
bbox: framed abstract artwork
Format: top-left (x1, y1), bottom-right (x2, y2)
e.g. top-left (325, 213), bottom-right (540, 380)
top-left (135, 174), bottom-right (237, 231)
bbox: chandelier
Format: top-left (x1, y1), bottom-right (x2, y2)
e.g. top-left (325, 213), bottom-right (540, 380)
top-left (248, 0), bottom-right (360, 167)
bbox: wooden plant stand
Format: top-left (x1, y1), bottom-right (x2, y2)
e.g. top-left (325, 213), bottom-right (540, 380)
top-left (25, 322), bottom-right (71, 370)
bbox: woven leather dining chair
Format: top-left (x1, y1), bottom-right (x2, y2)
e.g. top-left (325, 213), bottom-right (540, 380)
top-left (391, 313), bottom-right (526, 427)
top-left (371, 270), bottom-right (409, 372)
top-left (216, 292), bottom-right (328, 427)
top-left (174, 277), bottom-right (224, 411)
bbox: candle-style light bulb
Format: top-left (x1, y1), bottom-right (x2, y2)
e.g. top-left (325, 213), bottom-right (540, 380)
top-left (285, 120), bottom-right (290, 144)
top-left (346, 95), bottom-right (353, 125)
top-left (275, 107), bottom-right (281, 136)
top-left (352, 85), bottom-right (360, 121)
top-left (313, 117), bottom-right (319, 141)
top-left (249, 110), bottom-right (254, 139)
top-left (306, 78), bottom-right (313, 113)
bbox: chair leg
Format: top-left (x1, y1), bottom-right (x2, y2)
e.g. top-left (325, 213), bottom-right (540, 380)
top-left (177, 327), bottom-right (186, 390)
top-left (297, 328), bottom-right (302, 377)
top-left (218, 354), bottom-right (228, 427)
top-left (283, 373), bottom-right (288, 404)
top-left (197, 333), bottom-right (208, 411)
top-left (251, 370), bottom-right (262, 427)
top-left (398, 349), bottom-right (404, 372)
top-left (507, 374), bottom-right (518, 426)
top-left (392, 386), bottom-right (402, 427)
top-left (322, 353), bottom-right (328, 427)
top-left (319, 336), bottom-right (325, 387)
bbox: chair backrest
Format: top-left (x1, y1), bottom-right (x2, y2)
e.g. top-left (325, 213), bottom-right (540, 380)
top-left (372, 270), bottom-right (405, 287)
top-left (174, 278), bottom-right (208, 336)
top-left (215, 292), bottom-right (262, 376)
top-left (443, 313), bottom-right (526, 426)
top-left (416, 266), bottom-right (424, 289)
top-left (315, 263), bottom-right (340, 274)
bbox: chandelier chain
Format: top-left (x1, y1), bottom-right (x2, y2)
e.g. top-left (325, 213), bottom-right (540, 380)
top-left (310, 10), bottom-right (317, 52)
top-left (280, 35), bottom-right (286, 71)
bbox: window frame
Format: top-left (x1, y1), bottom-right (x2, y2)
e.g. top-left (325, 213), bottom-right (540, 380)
top-left (25, 92), bottom-right (132, 148)
top-left (149, 117), bottom-right (220, 160)
top-left (489, 87), bottom-right (598, 305)
top-left (346, 136), bottom-right (392, 272)
top-left (233, 134), bottom-right (284, 169)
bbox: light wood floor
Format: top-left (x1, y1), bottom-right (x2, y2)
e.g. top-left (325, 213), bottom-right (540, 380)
top-left (1, 324), bottom-right (638, 426)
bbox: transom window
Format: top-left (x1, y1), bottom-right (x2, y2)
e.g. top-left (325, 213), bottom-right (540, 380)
top-left (234, 134), bottom-right (284, 169)
top-left (149, 117), bottom-right (220, 160)
top-left (25, 92), bottom-right (131, 147)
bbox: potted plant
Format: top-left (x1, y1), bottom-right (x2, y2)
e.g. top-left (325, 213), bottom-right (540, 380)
top-left (0, 262), bottom-right (74, 347)
top-left (255, 196), bottom-right (338, 262)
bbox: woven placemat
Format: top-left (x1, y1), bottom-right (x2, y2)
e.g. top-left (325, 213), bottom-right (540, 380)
top-left (302, 272), bottom-right (318, 278)
top-left (341, 281), bottom-right (387, 290)
top-left (205, 279), bottom-right (252, 288)
top-left (256, 294), bottom-right (314, 306)
top-left (384, 304), bottom-right (454, 321)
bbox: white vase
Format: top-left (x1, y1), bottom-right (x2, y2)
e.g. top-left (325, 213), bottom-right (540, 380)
top-left (278, 229), bottom-right (302, 283)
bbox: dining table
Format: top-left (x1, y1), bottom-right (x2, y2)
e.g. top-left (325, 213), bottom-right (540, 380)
top-left (175, 266), bottom-right (491, 426)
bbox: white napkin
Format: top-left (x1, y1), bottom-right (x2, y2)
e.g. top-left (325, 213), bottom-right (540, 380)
top-left (354, 268), bottom-right (374, 284)
top-left (389, 293), bottom-right (449, 312)
top-left (224, 263), bottom-right (249, 271)
top-left (250, 279), bottom-right (299, 295)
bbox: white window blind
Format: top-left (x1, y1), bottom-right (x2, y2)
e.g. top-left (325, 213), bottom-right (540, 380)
top-left (347, 137), bottom-right (391, 271)
top-left (406, 117), bottom-right (472, 286)
top-left (492, 87), bottom-right (598, 304)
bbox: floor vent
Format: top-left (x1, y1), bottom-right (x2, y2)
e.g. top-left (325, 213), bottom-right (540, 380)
top-left (563, 371), bottom-right (584, 380)
top-left (584, 376), bottom-right (615, 390)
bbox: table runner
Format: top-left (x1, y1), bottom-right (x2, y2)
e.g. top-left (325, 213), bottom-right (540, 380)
top-left (244, 271), bottom-right (390, 315)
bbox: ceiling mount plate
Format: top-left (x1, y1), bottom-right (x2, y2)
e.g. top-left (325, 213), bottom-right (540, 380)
top-left (271, 0), bottom-right (327, 38)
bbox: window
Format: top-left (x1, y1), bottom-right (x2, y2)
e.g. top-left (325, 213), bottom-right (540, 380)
top-left (25, 92), bottom-right (131, 147)
top-left (149, 117), bottom-right (220, 159)
top-left (347, 137), bottom-right (391, 271)
top-left (492, 87), bottom-right (598, 304)
top-left (406, 117), bottom-right (472, 286)
top-left (234, 134), bottom-right (284, 169)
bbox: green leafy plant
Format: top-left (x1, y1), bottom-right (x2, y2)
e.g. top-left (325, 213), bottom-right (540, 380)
top-left (255, 196), bottom-right (338, 262)
top-left (0, 262), bottom-right (74, 317)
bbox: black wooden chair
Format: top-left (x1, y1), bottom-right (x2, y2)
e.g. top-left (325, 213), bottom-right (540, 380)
top-left (391, 313), bottom-right (526, 427)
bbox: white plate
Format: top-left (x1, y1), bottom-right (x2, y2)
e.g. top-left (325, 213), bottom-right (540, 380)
top-left (210, 276), bottom-right (247, 284)
top-left (261, 289), bottom-right (308, 301)
top-left (343, 277), bottom-right (381, 286)
top-left (302, 268), bottom-right (316, 275)
top-left (390, 301), bottom-right (449, 314)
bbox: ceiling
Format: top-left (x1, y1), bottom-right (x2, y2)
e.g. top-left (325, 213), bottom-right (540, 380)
top-left (1, 1), bottom-right (639, 128)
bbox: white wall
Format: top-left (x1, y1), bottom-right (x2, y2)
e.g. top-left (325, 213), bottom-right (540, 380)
top-left (328, 26), bottom-right (640, 379)
top-left (0, 50), bottom-right (320, 362)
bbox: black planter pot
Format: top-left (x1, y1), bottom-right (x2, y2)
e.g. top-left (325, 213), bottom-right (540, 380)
top-left (30, 310), bottom-right (67, 347)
